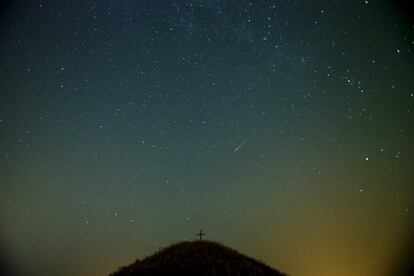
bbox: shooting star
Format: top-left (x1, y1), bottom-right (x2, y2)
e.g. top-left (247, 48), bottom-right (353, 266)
top-left (233, 137), bottom-right (251, 152)
top-left (234, 140), bottom-right (247, 152)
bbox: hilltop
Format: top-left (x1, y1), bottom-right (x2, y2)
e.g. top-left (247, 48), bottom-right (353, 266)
top-left (110, 240), bottom-right (286, 276)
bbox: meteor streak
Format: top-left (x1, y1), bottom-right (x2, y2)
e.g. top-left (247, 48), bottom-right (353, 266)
top-left (234, 137), bottom-right (252, 152)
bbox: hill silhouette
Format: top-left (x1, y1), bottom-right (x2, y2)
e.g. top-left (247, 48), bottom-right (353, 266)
top-left (110, 240), bottom-right (287, 276)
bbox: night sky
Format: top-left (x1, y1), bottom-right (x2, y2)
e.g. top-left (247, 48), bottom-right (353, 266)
top-left (1, 1), bottom-right (413, 276)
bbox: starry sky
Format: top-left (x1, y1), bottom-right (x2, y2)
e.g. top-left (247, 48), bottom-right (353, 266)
top-left (0, 1), bottom-right (413, 276)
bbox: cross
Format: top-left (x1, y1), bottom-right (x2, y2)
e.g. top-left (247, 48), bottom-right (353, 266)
top-left (197, 230), bottom-right (206, 241)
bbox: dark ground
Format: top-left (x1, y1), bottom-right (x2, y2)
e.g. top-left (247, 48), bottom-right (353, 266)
top-left (110, 240), bottom-right (287, 276)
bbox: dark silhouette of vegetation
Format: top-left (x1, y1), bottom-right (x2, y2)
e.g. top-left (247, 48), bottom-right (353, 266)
top-left (110, 241), bottom-right (287, 276)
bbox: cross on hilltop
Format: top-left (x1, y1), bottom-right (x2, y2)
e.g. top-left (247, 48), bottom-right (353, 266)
top-left (197, 230), bottom-right (206, 241)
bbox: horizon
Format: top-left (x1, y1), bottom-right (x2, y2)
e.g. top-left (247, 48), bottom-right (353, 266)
top-left (110, 239), bottom-right (287, 276)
